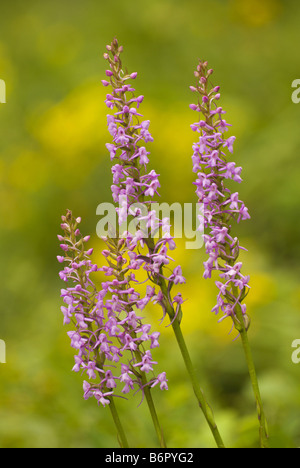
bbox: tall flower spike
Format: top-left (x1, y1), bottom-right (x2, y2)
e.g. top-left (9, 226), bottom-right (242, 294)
top-left (58, 210), bottom-right (165, 403)
top-left (102, 38), bottom-right (225, 448)
top-left (57, 209), bottom-right (168, 447)
top-left (189, 63), bottom-right (250, 330)
top-left (189, 60), bottom-right (269, 447)
top-left (102, 38), bottom-right (185, 322)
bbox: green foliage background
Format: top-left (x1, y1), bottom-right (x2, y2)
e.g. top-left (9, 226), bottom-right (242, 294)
top-left (1, 0), bottom-right (300, 448)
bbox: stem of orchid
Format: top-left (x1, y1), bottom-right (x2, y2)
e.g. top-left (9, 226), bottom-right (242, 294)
top-left (240, 329), bottom-right (269, 448)
top-left (232, 291), bottom-right (269, 448)
top-left (143, 382), bottom-right (167, 448)
top-left (108, 396), bottom-right (129, 448)
top-left (133, 349), bottom-right (167, 448)
top-left (158, 277), bottom-right (225, 448)
top-left (171, 315), bottom-right (225, 448)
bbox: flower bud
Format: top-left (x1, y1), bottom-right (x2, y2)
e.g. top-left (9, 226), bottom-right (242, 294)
top-left (243, 314), bottom-right (251, 331)
top-left (112, 38), bottom-right (119, 48)
top-left (66, 210), bottom-right (72, 221)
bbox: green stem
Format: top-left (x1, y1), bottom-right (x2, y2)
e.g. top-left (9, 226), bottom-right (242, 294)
top-left (240, 330), bottom-right (269, 448)
top-left (134, 350), bottom-right (167, 448)
top-left (233, 296), bottom-right (269, 448)
top-left (171, 317), bottom-right (225, 448)
top-left (108, 396), bottom-right (129, 448)
top-left (143, 383), bottom-right (167, 448)
top-left (158, 277), bottom-right (225, 448)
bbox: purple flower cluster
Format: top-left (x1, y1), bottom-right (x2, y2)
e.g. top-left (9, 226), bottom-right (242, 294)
top-left (57, 39), bottom-right (188, 408)
top-left (57, 210), bottom-right (167, 407)
top-left (189, 60), bottom-right (251, 329)
top-left (102, 38), bottom-right (186, 322)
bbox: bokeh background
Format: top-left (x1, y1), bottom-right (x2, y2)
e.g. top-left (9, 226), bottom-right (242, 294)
top-left (1, 0), bottom-right (300, 448)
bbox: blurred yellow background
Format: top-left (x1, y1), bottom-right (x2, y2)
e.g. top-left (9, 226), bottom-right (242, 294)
top-left (1, 0), bottom-right (300, 448)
